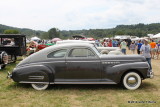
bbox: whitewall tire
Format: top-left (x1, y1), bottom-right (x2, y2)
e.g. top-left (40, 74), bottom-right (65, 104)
top-left (123, 72), bottom-right (141, 90)
top-left (31, 83), bottom-right (49, 90)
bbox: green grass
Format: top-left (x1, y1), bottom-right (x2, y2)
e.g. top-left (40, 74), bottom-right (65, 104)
top-left (0, 58), bottom-right (159, 107)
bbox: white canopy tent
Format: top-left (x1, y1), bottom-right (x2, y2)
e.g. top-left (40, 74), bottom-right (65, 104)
top-left (31, 36), bottom-right (41, 41)
top-left (152, 33), bottom-right (160, 38)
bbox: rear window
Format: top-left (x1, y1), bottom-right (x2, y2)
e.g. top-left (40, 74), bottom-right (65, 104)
top-left (47, 49), bottom-right (67, 58)
top-left (68, 48), bottom-right (95, 57)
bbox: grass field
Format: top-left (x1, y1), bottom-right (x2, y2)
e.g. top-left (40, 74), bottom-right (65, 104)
top-left (0, 52), bottom-right (160, 107)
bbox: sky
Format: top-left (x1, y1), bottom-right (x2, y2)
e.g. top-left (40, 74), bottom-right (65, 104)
top-left (0, 0), bottom-right (160, 31)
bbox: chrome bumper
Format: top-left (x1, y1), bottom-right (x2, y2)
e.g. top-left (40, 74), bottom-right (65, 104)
top-left (147, 70), bottom-right (154, 79)
top-left (7, 71), bottom-right (12, 79)
top-left (150, 72), bottom-right (154, 79)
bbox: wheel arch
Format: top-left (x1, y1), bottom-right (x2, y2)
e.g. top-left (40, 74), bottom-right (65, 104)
top-left (120, 69), bottom-right (144, 83)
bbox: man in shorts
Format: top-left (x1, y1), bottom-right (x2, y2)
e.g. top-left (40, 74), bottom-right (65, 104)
top-left (150, 40), bottom-right (156, 59)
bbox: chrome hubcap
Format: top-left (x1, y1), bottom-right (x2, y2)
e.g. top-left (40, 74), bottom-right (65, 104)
top-left (34, 84), bottom-right (46, 88)
top-left (127, 77), bottom-right (137, 87)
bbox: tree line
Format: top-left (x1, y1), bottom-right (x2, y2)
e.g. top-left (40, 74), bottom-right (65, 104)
top-left (1, 23), bottom-right (160, 39)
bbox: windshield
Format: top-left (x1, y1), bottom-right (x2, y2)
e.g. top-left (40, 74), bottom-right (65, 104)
top-left (94, 43), bottom-right (103, 47)
top-left (92, 45), bottom-right (100, 56)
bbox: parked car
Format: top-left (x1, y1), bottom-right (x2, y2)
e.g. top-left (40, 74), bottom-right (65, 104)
top-left (0, 34), bottom-right (26, 64)
top-left (8, 43), bottom-right (153, 90)
top-left (0, 51), bottom-right (8, 69)
top-left (56, 40), bottom-right (122, 54)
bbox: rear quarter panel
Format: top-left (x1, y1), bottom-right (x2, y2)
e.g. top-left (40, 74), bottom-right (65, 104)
top-left (12, 64), bottom-right (53, 83)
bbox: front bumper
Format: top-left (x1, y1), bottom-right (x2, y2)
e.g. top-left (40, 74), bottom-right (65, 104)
top-left (147, 70), bottom-right (154, 79)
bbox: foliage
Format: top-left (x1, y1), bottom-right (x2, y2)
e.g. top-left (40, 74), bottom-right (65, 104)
top-left (1, 23), bottom-right (160, 39)
top-left (60, 23), bottom-right (160, 38)
top-left (48, 28), bottom-right (60, 39)
top-left (0, 24), bottom-right (45, 37)
top-left (3, 29), bottom-right (19, 34)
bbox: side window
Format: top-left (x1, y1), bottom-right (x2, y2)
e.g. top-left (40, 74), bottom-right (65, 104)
top-left (69, 48), bottom-right (95, 57)
top-left (47, 49), bottom-right (67, 58)
top-left (0, 38), bottom-right (15, 46)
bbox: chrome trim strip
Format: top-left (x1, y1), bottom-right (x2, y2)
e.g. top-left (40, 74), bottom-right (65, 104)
top-left (66, 61), bottom-right (101, 63)
top-left (18, 61), bottom-right (65, 68)
top-left (29, 76), bottom-right (44, 80)
top-left (29, 78), bottom-right (44, 80)
top-left (19, 81), bottom-right (116, 84)
top-left (29, 76), bottom-right (44, 78)
top-left (51, 82), bottom-right (116, 84)
top-left (19, 81), bottom-right (49, 84)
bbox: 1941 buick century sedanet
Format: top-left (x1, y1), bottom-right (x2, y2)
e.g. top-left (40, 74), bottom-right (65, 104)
top-left (8, 43), bottom-right (153, 90)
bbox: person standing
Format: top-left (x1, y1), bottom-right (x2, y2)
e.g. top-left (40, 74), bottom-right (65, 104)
top-left (137, 40), bottom-right (143, 54)
top-left (140, 39), bottom-right (152, 72)
top-left (130, 41), bottom-right (136, 54)
top-left (127, 38), bottom-right (132, 50)
top-left (120, 40), bottom-right (127, 54)
top-left (150, 40), bottom-right (157, 59)
top-left (108, 39), bottom-right (112, 47)
top-left (156, 41), bottom-right (160, 59)
top-left (102, 39), bottom-right (108, 47)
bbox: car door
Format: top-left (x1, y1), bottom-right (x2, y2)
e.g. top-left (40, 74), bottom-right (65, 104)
top-left (64, 47), bottom-right (102, 82)
top-left (46, 49), bottom-right (67, 81)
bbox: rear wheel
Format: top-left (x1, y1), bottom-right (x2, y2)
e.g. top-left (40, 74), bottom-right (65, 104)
top-left (123, 72), bottom-right (141, 90)
top-left (31, 83), bottom-right (49, 90)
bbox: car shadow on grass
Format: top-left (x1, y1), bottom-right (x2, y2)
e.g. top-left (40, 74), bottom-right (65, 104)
top-left (7, 81), bottom-right (157, 91)
top-left (139, 82), bottom-right (158, 91)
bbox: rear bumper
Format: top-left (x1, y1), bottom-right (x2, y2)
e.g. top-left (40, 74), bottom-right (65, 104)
top-left (7, 71), bottom-right (12, 79)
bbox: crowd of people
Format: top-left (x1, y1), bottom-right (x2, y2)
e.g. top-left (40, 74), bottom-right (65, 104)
top-left (100, 38), bottom-right (160, 73)
top-left (101, 38), bottom-right (160, 59)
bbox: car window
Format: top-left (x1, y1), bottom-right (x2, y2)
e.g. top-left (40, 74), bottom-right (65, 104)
top-left (47, 49), bottom-right (67, 58)
top-left (69, 48), bottom-right (95, 57)
top-left (0, 38), bottom-right (15, 46)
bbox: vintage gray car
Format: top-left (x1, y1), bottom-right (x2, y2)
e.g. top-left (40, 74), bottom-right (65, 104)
top-left (8, 43), bottom-right (153, 90)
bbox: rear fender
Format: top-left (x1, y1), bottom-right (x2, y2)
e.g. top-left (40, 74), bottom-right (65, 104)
top-left (12, 64), bottom-right (54, 83)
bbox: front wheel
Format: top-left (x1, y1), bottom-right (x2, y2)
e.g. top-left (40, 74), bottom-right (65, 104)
top-left (31, 83), bottom-right (49, 90)
top-left (123, 72), bottom-right (141, 90)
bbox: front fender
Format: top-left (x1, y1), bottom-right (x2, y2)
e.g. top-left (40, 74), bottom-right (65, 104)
top-left (104, 62), bottom-right (149, 83)
top-left (12, 64), bottom-right (53, 83)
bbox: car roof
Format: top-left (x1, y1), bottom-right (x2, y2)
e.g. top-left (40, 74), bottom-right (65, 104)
top-left (17, 43), bottom-right (96, 66)
top-left (56, 40), bottom-right (95, 44)
top-left (51, 43), bottom-right (94, 49)
top-left (0, 34), bottom-right (26, 38)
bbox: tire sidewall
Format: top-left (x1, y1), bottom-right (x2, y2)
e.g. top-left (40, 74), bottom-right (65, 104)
top-left (123, 72), bottom-right (141, 90)
top-left (31, 83), bottom-right (49, 90)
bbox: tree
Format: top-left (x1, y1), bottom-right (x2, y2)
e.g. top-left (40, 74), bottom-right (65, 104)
top-left (48, 28), bottom-right (60, 39)
top-left (115, 30), bottom-right (125, 35)
top-left (4, 29), bottom-right (19, 34)
top-left (40, 32), bottom-right (49, 39)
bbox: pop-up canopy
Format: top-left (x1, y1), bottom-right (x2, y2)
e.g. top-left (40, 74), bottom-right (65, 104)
top-left (152, 33), bottom-right (160, 38)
